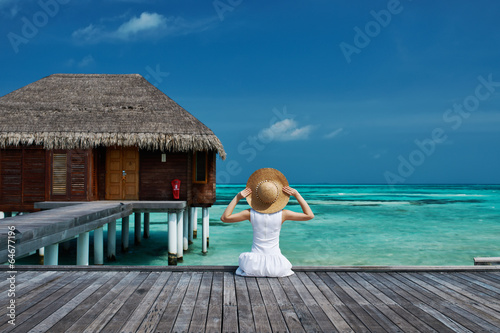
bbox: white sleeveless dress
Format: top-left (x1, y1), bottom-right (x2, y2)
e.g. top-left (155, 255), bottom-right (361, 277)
top-left (235, 209), bottom-right (294, 277)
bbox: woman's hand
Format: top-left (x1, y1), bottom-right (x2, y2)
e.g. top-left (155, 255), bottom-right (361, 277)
top-left (281, 186), bottom-right (314, 222)
top-left (282, 186), bottom-right (297, 197)
top-left (221, 188), bottom-right (251, 223)
top-left (238, 188), bottom-right (252, 200)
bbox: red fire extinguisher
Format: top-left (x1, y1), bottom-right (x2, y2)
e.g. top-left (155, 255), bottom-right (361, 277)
top-left (171, 179), bottom-right (181, 199)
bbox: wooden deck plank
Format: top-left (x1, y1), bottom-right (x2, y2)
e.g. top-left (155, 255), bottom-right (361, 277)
top-left (358, 272), bottom-right (455, 333)
top-left (0, 271), bottom-right (60, 310)
top-left (389, 272), bottom-right (485, 333)
top-left (267, 277), bottom-right (305, 333)
top-left (5, 271), bottom-right (99, 332)
top-left (63, 271), bottom-right (141, 332)
top-left (332, 272), bottom-right (404, 332)
top-left (300, 272), bottom-right (354, 332)
top-left (188, 271), bottom-right (213, 333)
top-left (30, 272), bottom-right (118, 332)
top-left (410, 272), bottom-right (500, 331)
top-left (171, 271), bottom-right (203, 332)
top-left (205, 271), bottom-right (223, 333)
top-left (350, 272), bottom-right (437, 333)
top-left (309, 271), bottom-right (367, 332)
top-left (482, 271), bottom-right (500, 284)
top-left (339, 272), bottom-right (420, 332)
top-left (222, 271), bottom-right (239, 333)
top-left (137, 272), bottom-right (182, 333)
top-left (454, 272), bottom-right (500, 300)
top-left (120, 272), bottom-right (171, 333)
top-left (155, 272), bottom-right (192, 332)
top-left (428, 272), bottom-right (500, 310)
top-left (245, 277), bottom-right (272, 333)
top-left (0, 270), bottom-right (40, 290)
top-left (234, 275), bottom-right (256, 332)
top-left (255, 277), bottom-right (289, 333)
top-left (279, 275), bottom-right (323, 332)
top-left (78, 272), bottom-right (149, 332)
top-left (2, 267), bottom-right (500, 333)
top-left (321, 272), bottom-right (382, 332)
top-left (289, 273), bottom-right (337, 332)
top-left (48, 271), bottom-right (130, 332)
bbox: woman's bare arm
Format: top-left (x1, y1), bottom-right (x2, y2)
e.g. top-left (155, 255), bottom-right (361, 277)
top-left (282, 186), bottom-right (314, 222)
top-left (220, 188), bottom-right (252, 223)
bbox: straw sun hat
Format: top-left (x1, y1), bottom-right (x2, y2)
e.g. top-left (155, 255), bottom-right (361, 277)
top-left (246, 168), bottom-right (290, 214)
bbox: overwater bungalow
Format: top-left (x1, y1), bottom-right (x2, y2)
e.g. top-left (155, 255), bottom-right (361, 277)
top-left (0, 74), bottom-right (226, 214)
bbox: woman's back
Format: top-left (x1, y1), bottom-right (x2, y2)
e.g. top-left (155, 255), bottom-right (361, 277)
top-left (250, 209), bottom-right (284, 255)
top-left (236, 209), bottom-right (293, 277)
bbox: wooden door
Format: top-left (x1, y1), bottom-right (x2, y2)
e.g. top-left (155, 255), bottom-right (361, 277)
top-left (105, 147), bottom-right (139, 200)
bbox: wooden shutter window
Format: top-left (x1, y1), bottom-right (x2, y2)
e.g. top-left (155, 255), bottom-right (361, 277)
top-left (52, 153), bottom-right (67, 195)
top-left (193, 151), bottom-right (207, 184)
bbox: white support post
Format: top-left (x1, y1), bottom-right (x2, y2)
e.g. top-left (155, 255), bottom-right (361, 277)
top-left (202, 207), bottom-right (209, 254)
top-left (77, 231), bottom-right (89, 265)
top-left (107, 220), bottom-right (116, 261)
top-left (177, 210), bottom-right (184, 262)
top-left (193, 208), bottom-right (198, 238)
top-left (134, 212), bottom-right (141, 245)
top-left (207, 208), bottom-right (210, 248)
top-left (168, 211), bottom-right (177, 265)
top-left (39, 247), bottom-right (45, 265)
top-left (122, 216), bottom-right (129, 252)
top-left (188, 207), bottom-right (194, 245)
top-left (144, 213), bottom-right (150, 238)
top-left (44, 243), bottom-right (58, 265)
top-left (94, 227), bottom-right (104, 265)
top-left (183, 209), bottom-right (189, 251)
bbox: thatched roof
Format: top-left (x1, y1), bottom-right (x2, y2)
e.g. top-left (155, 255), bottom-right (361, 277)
top-left (0, 74), bottom-right (226, 159)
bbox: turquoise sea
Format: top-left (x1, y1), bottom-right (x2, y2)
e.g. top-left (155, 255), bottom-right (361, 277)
top-left (14, 184), bottom-right (500, 266)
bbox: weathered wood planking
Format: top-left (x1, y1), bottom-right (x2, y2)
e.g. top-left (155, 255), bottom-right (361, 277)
top-left (0, 201), bottom-right (189, 263)
top-left (2, 266), bottom-right (500, 332)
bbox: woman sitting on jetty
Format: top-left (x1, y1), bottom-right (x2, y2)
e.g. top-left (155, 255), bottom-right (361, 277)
top-left (221, 168), bottom-right (314, 277)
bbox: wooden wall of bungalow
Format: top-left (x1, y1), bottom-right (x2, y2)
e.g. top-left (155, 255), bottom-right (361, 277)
top-left (0, 146), bottom-right (216, 213)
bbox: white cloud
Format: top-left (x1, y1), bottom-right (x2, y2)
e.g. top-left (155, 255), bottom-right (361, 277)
top-left (259, 119), bottom-right (313, 142)
top-left (78, 55), bottom-right (95, 67)
top-left (115, 12), bottom-right (166, 39)
top-left (324, 128), bottom-right (343, 139)
top-left (72, 12), bottom-right (216, 43)
top-left (72, 24), bottom-right (102, 42)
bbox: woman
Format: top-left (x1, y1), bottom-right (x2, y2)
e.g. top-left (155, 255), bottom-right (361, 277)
top-left (221, 168), bottom-right (314, 277)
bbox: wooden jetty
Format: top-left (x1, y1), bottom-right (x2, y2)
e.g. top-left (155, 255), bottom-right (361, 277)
top-left (1, 265), bottom-right (500, 332)
top-left (0, 201), bottom-right (209, 266)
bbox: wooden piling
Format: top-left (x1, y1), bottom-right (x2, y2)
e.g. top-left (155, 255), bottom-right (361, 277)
top-left (144, 213), bottom-right (150, 239)
top-left (44, 243), bottom-right (58, 265)
top-left (188, 207), bottom-right (194, 245)
top-left (183, 209), bottom-right (189, 251)
top-left (107, 221), bottom-right (116, 261)
top-left (94, 227), bottom-right (104, 265)
top-left (193, 208), bottom-right (198, 238)
top-left (202, 207), bottom-right (209, 254)
top-left (177, 210), bottom-right (184, 262)
top-left (77, 231), bottom-right (89, 265)
top-left (168, 211), bottom-right (177, 265)
top-left (122, 216), bottom-right (130, 252)
top-left (134, 212), bottom-right (141, 245)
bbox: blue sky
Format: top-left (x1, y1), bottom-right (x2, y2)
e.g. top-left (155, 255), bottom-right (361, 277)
top-left (1, 0), bottom-right (499, 184)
